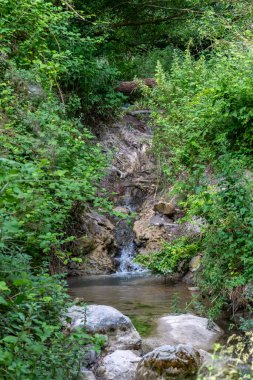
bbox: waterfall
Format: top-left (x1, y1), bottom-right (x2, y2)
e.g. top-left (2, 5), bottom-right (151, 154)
top-left (116, 190), bottom-right (143, 273)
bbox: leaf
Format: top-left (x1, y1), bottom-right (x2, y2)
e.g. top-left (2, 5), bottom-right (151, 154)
top-left (0, 296), bottom-right (8, 305)
top-left (3, 220), bottom-right (21, 234)
top-left (0, 281), bottom-right (10, 292)
top-left (2, 335), bottom-right (18, 344)
top-left (42, 296), bottom-right (53, 302)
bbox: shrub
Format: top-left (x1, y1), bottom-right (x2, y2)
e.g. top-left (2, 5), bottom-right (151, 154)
top-left (135, 237), bottom-right (201, 276)
top-left (141, 41), bottom-right (253, 318)
top-left (0, 253), bottom-right (104, 380)
top-left (0, 66), bottom-right (109, 261)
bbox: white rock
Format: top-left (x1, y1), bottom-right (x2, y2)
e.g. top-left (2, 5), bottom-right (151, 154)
top-left (145, 314), bottom-right (223, 352)
top-left (66, 305), bottom-right (141, 352)
top-left (96, 350), bottom-right (140, 380)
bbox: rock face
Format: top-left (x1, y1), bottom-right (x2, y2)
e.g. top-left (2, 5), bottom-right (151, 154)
top-left (68, 113), bottom-right (157, 275)
top-left (99, 114), bottom-right (156, 203)
top-left (68, 211), bottom-right (117, 275)
top-left (135, 344), bottom-right (200, 380)
top-left (145, 314), bottom-right (223, 352)
top-left (66, 305), bottom-right (141, 352)
top-left (134, 198), bottom-right (203, 255)
top-left (96, 350), bottom-right (140, 380)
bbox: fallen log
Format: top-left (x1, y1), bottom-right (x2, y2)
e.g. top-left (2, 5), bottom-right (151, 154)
top-left (116, 78), bottom-right (156, 96)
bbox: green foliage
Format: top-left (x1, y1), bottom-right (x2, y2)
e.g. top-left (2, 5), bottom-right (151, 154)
top-left (1, 0), bottom-right (253, 376)
top-left (114, 46), bottom-right (176, 80)
top-left (78, 0), bottom-right (253, 81)
top-left (135, 237), bottom-right (201, 275)
top-left (198, 332), bottom-right (253, 379)
top-left (0, 0), bottom-right (122, 115)
top-left (0, 253), bottom-right (104, 380)
top-left (0, 67), bottom-right (109, 261)
top-left (143, 40), bottom-right (253, 318)
top-left (0, 1), bottom-right (117, 376)
top-left (150, 45), bottom-right (253, 176)
top-left (193, 161), bottom-right (253, 318)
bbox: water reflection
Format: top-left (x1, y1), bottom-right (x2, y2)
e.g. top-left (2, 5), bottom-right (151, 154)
top-left (68, 273), bottom-right (192, 336)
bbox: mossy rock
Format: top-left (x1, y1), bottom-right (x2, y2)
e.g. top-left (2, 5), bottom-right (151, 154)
top-left (135, 344), bottom-right (200, 380)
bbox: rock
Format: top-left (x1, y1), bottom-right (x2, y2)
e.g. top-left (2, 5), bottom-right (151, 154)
top-left (95, 350), bottom-right (140, 380)
top-left (145, 314), bottom-right (223, 352)
top-left (69, 212), bottom-right (117, 275)
top-left (189, 255), bottom-right (202, 272)
top-left (127, 110), bottom-right (152, 116)
top-left (150, 214), bottom-right (173, 227)
top-left (182, 271), bottom-right (195, 285)
top-left (135, 344), bottom-right (200, 380)
top-left (113, 206), bottom-right (130, 215)
top-left (133, 199), bottom-right (167, 253)
top-left (182, 255), bottom-right (202, 285)
top-left (184, 217), bottom-right (205, 236)
top-left (27, 84), bottom-right (45, 99)
top-left (198, 349), bottom-right (213, 366)
top-left (84, 348), bottom-right (99, 367)
top-left (66, 305), bottom-right (141, 352)
top-left (134, 197), bottom-right (204, 256)
top-left (80, 369), bottom-right (97, 380)
top-left (153, 202), bottom-right (176, 217)
top-left (188, 287), bottom-right (200, 292)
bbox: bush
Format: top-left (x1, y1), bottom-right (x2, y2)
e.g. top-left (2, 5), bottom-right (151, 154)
top-left (142, 41), bottom-right (253, 318)
top-left (0, 0), bottom-right (121, 117)
top-left (135, 237), bottom-right (201, 276)
top-left (0, 66), bottom-right (109, 261)
top-left (0, 253), bottom-right (104, 380)
top-left (198, 332), bottom-right (253, 380)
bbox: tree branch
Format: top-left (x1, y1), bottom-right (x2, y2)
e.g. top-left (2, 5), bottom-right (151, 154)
top-left (61, 0), bottom-right (87, 21)
top-left (112, 15), bottom-right (186, 28)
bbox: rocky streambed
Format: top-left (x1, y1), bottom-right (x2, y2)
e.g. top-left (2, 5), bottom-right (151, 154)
top-left (66, 303), bottom-right (224, 380)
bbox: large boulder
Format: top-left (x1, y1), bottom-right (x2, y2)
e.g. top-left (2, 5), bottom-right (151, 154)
top-left (135, 344), bottom-right (200, 380)
top-left (95, 350), bottom-right (140, 380)
top-left (133, 199), bottom-right (168, 254)
top-left (66, 305), bottom-right (141, 352)
top-left (145, 314), bottom-right (223, 352)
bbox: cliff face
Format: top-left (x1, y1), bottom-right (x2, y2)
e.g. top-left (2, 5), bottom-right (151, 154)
top-left (68, 111), bottom-right (202, 275)
top-left (68, 111), bottom-right (155, 274)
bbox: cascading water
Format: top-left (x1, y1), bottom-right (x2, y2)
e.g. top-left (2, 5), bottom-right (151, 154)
top-left (115, 190), bottom-right (143, 273)
top-left (117, 220), bottom-right (141, 273)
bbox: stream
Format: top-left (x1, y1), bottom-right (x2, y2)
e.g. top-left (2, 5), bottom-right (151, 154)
top-left (68, 112), bottom-right (209, 341)
top-left (68, 273), bottom-right (192, 337)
